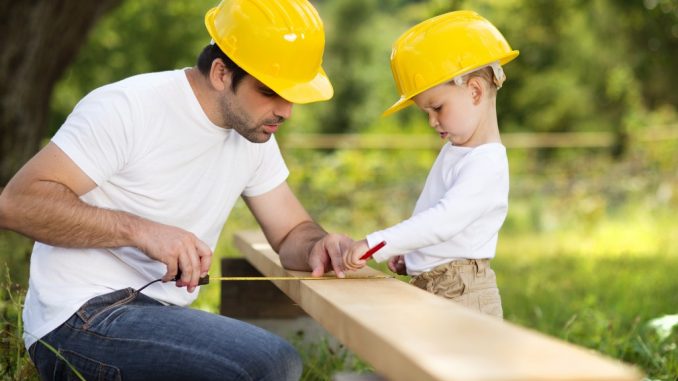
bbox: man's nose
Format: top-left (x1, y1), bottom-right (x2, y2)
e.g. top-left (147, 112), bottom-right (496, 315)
top-left (274, 99), bottom-right (293, 120)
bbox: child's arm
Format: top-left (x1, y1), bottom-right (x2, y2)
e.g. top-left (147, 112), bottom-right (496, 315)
top-left (367, 151), bottom-right (508, 262)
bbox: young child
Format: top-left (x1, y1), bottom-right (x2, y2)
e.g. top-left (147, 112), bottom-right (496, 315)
top-left (343, 10), bottom-right (519, 319)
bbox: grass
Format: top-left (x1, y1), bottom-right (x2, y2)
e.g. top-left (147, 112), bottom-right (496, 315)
top-left (493, 207), bottom-right (678, 380)
top-left (290, 335), bottom-right (372, 381)
top-left (494, 242), bottom-right (678, 380)
top-left (1, 144), bottom-right (677, 380)
top-left (0, 267), bottom-right (38, 380)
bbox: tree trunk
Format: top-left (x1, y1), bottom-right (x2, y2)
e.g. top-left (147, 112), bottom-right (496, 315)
top-left (0, 0), bottom-right (122, 186)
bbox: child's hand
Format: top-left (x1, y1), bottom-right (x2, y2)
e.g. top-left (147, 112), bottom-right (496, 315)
top-left (388, 255), bottom-right (407, 275)
top-left (343, 239), bottom-right (369, 271)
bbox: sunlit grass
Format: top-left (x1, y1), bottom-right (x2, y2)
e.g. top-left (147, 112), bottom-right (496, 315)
top-left (2, 145), bottom-right (677, 380)
top-left (500, 209), bottom-right (677, 258)
top-left (495, 202), bottom-right (678, 381)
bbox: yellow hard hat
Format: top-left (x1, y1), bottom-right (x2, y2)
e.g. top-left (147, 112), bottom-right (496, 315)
top-left (205, 0), bottom-right (333, 104)
top-left (384, 10), bottom-right (519, 116)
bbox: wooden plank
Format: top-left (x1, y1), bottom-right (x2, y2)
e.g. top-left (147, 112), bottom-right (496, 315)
top-left (234, 230), bottom-right (643, 381)
top-left (220, 258), bottom-right (306, 318)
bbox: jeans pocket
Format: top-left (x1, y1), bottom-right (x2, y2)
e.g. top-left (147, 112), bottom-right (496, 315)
top-left (77, 288), bottom-right (137, 330)
top-left (53, 349), bottom-right (121, 381)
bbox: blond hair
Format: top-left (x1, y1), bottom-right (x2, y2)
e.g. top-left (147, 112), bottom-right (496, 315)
top-left (453, 62), bottom-right (506, 97)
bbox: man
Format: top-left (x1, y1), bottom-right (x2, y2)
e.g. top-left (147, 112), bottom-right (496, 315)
top-left (0, 0), bottom-right (350, 379)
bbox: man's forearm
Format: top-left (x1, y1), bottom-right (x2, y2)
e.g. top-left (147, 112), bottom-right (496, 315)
top-left (0, 180), bottom-right (142, 248)
top-left (278, 220), bottom-right (326, 271)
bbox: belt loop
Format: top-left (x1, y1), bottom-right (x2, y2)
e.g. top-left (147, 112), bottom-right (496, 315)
top-left (475, 259), bottom-right (487, 276)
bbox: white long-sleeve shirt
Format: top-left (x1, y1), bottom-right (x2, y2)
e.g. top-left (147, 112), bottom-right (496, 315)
top-left (366, 142), bottom-right (509, 275)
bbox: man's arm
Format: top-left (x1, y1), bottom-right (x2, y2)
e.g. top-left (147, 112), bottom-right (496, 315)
top-left (0, 143), bottom-right (211, 291)
top-left (243, 182), bottom-right (351, 277)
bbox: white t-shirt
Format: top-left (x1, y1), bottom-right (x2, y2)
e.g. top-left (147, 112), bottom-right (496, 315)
top-left (366, 143), bottom-right (508, 275)
top-left (23, 70), bottom-right (289, 348)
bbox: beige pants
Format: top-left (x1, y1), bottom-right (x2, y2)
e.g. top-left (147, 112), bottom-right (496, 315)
top-left (410, 259), bottom-right (503, 319)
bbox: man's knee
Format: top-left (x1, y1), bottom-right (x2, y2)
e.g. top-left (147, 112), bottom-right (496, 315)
top-left (272, 338), bottom-right (303, 381)
top-left (244, 334), bottom-right (302, 381)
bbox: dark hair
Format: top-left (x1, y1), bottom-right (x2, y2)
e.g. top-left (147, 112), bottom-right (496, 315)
top-left (196, 43), bottom-right (248, 92)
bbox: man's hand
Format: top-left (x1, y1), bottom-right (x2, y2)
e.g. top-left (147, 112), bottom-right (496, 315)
top-left (308, 233), bottom-right (353, 278)
top-left (134, 222), bottom-right (212, 293)
top-left (243, 182), bottom-right (354, 276)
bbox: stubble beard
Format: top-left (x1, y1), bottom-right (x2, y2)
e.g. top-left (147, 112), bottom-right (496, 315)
top-left (218, 94), bottom-right (264, 143)
top-left (219, 94), bottom-right (285, 144)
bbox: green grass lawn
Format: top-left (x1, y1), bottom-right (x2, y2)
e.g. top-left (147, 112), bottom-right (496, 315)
top-left (2, 147), bottom-right (677, 380)
top-left (496, 234), bottom-right (678, 380)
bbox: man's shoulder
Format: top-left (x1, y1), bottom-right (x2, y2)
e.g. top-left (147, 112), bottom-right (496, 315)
top-left (105, 70), bottom-right (183, 93)
top-left (81, 70), bottom-right (186, 111)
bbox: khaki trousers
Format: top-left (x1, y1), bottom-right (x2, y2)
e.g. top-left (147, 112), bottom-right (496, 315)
top-left (410, 259), bottom-right (503, 319)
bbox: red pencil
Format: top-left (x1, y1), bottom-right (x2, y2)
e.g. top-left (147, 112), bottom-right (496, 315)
top-left (360, 241), bottom-right (386, 260)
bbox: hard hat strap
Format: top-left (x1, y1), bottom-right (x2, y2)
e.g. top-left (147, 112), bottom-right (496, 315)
top-left (452, 61), bottom-right (506, 89)
top-left (490, 62), bottom-right (506, 89)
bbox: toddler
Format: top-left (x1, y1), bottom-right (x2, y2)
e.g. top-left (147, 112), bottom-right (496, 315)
top-left (344, 10), bottom-right (519, 319)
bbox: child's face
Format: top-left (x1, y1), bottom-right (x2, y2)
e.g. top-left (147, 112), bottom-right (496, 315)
top-left (413, 81), bottom-right (484, 147)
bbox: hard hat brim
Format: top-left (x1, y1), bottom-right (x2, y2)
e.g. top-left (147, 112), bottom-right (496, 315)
top-left (259, 67), bottom-right (334, 104)
top-left (382, 97), bottom-right (415, 117)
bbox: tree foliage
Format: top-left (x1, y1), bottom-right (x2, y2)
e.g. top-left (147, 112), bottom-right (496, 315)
top-left (1, 0), bottom-right (677, 181)
top-left (55, 0), bottom-right (678, 138)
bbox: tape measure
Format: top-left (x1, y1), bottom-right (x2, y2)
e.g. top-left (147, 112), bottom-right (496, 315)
top-left (139, 273), bottom-right (392, 293)
top-left (194, 274), bottom-right (393, 285)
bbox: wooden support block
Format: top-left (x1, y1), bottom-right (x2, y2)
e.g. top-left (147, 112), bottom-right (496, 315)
top-left (220, 257), bottom-right (306, 319)
top-left (234, 230), bottom-right (643, 381)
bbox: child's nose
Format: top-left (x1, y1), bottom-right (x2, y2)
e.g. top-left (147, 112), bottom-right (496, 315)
top-left (428, 115), bottom-right (439, 128)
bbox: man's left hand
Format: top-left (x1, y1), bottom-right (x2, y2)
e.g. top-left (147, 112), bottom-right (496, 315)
top-left (308, 233), bottom-right (353, 278)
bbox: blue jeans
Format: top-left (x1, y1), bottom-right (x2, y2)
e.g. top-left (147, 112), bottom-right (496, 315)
top-left (29, 288), bottom-right (302, 381)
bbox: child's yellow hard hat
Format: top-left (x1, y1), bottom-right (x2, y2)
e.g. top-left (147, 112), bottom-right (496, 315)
top-left (205, 0), bottom-right (333, 104)
top-left (384, 10), bottom-right (519, 116)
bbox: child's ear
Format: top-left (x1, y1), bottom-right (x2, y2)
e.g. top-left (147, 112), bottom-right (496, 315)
top-left (467, 77), bottom-right (484, 105)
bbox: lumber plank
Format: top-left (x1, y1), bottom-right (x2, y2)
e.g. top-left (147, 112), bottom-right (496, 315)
top-left (234, 230), bottom-right (643, 381)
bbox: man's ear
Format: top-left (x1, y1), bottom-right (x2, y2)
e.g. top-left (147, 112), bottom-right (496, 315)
top-left (467, 77), bottom-right (484, 105)
top-left (209, 58), bottom-right (231, 91)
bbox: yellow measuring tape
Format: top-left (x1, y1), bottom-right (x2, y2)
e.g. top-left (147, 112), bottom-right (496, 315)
top-left (193, 274), bottom-right (393, 285)
top-left (209, 275), bottom-right (393, 281)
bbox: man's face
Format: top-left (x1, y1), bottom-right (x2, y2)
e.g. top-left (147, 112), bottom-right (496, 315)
top-left (219, 75), bottom-right (293, 143)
